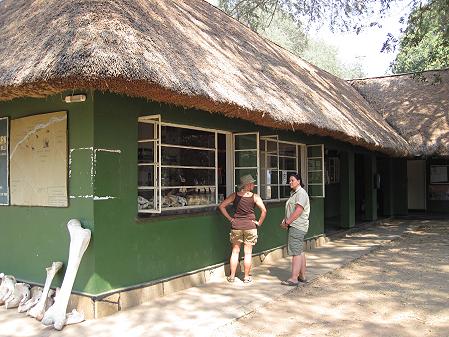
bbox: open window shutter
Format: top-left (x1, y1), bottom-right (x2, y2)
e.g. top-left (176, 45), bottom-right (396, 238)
top-left (233, 132), bottom-right (260, 194)
top-left (306, 144), bottom-right (325, 198)
top-left (137, 115), bottom-right (161, 213)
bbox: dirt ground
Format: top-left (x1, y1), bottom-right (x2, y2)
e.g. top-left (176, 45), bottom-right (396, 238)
top-left (213, 220), bottom-right (449, 337)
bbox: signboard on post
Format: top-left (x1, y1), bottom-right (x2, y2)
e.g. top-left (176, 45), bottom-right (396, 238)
top-left (0, 117), bottom-right (9, 205)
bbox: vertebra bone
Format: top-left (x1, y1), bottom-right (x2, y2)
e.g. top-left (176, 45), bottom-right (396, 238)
top-left (28, 262), bottom-right (62, 320)
top-left (42, 219), bottom-right (91, 330)
top-left (5, 283), bottom-right (30, 309)
top-left (18, 286), bottom-right (43, 313)
top-left (0, 275), bottom-right (16, 305)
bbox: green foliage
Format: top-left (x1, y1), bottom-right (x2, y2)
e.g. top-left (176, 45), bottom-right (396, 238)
top-left (391, 0), bottom-right (449, 73)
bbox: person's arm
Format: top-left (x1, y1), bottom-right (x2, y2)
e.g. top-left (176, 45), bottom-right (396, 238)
top-left (284, 204), bottom-right (304, 225)
top-left (218, 193), bottom-right (236, 224)
top-left (253, 194), bottom-right (267, 226)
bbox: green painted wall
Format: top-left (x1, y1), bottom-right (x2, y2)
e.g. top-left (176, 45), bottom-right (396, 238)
top-left (90, 92), bottom-right (325, 294)
top-left (0, 92), bottom-right (96, 293)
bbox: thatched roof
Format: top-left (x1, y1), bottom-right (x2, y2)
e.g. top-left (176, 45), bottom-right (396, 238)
top-left (0, 0), bottom-right (410, 155)
top-left (351, 69), bottom-right (449, 157)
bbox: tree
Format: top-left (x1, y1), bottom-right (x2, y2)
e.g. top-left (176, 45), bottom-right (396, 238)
top-left (390, 0), bottom-right (449, 73)
top-left (217, 0), bottom-right (399, 35)
top-left (215, 0), bottom-right (366, 78)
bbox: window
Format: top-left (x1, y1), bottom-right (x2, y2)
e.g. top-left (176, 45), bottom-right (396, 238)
top-left (233, 133), bottom-right (260, 193)
top-left (260, 136), bottom-right (305, 200)
top-left (138, 117), bottom-right (230, 213)
top-left (307, 145), bottom-right (325, 197)
top-left (326, 157), bottom-right (340, 184)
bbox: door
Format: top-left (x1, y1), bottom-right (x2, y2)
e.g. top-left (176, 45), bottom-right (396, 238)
top-left (407, 160), bottom-right (426, 210)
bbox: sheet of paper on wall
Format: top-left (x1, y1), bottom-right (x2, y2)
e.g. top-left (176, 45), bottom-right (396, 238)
top-left (10, 111), bottom-right (68, 207)
top-left (281, 170), bottom-right (288, 185)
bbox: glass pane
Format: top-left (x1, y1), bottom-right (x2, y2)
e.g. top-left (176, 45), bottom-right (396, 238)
top-left (161, 167), bottom-right (215, 187)
top-left (138, 122), bottom-right (154, 140)
top-left (162, 187), bottom-right (216, 208)
top-left (259, 140), bottom-right (266, 152)
top-left (307, 145), bottom-right (322, 157)
top-left (261, 185), bottom-right (279, 200)
top-left (162, 126), bottom-right (214, 148)
top-left (138, 190), bottom-right (156, 211)
top-left (279, 143), bottom-right (296, 156)
top-left (280, 185), bottom-right (292, 198)
top-left (235, 134), bottom-right (257, 150)
top-left (309, 171), bottom-right (323, 184)
top-left (161, 147), bottom-right (215, 167)
top-left (138, 165), bottom-right (155, 187)
top-left (308, 184), bottom-right (323, 197)
top-left (279, 157), bottom-right (296, 170)
top-left (308, 158), bottom-right (322, 171)
top-left (235, 150), bottom-right (257, 168)
top-left (268, 155), bottom-right (278, 168)
top-left (138, 141), bottom-right (155, 164)
top-left (266, 140), bottom-right (277, 153)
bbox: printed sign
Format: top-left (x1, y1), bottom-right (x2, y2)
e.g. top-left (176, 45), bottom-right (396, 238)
top-left (0, 117), bottom-right (9, 205)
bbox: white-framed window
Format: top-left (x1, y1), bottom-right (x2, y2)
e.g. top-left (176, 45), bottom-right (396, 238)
top-left (307, 144), bottom-right (325, 197)
top-left (233, 132), bottom-right (260, 194)
top-left (260, 136), bottom-right (306, 200)
top-left (138, 117), bottom-right (232, 213)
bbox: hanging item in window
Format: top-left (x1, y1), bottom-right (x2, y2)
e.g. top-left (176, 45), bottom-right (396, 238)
top-left (0, 117), bottom-right (9, 205)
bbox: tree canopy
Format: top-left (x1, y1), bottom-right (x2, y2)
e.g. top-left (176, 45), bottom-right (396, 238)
top-left (390, 0), bottom-right (449, 73)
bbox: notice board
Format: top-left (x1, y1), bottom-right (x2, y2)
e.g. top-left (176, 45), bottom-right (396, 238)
top-left (10, 111), bottom-right (68, 207)
top-left (0, 117), bottom-right (9, 205)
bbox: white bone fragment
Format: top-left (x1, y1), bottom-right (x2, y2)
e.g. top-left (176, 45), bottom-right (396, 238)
top-left (18, 286), bottom-right (43, 313)
top-left (0, 275), bottom-right (16, 305)
top-left (65, 309), bottom-right (85, 325)
top-left (28, 262), bottom-right (62, 320)
top-left (5, 283), bottom-right (30, 309)
top-left (42, 219), bottom-right (91, 330)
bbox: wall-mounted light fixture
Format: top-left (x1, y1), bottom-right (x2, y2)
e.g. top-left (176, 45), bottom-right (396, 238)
top-left (64, 94), bottom-right (86, 103)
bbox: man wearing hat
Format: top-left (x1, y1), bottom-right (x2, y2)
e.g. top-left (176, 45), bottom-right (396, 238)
top-left (218, 174), bottom-right (267, 283)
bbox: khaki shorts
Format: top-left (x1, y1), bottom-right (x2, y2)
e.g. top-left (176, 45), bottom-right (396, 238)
top-left (287, 227), bottom-right (306, 256)
top-left (230, 229), bottom-right (258, 245)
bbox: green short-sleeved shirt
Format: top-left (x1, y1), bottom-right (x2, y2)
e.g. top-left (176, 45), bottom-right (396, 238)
top-left (285, 186), bottom-right (310, 232)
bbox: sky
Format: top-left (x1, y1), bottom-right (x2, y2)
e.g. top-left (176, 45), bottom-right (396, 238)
top-left (313, 2), bottom-right (411, 77)
top-left (206, 0), bottom-right (412, 78)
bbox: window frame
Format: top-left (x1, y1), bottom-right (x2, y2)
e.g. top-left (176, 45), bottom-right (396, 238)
top-left (138, 117), bottom-right (232, 214)
top-left (259, 136), bottom-right (306, 201)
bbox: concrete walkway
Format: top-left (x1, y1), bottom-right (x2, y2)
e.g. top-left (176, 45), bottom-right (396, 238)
top-left (0, 219), bottom-right (411, 337)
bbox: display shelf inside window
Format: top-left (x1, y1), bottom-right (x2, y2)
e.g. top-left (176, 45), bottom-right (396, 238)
top-left (160, 126), bottom-right (216, 209)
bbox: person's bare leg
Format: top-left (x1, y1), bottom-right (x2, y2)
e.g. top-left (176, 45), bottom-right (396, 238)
top-left (243, 243), bottom-right (253, 279)
top-left (298, 253), bottom-right (307, 281)
top-left (229, 243), bottom-right (241, 278)
top-left (288, 255), bottom-right (301, 283)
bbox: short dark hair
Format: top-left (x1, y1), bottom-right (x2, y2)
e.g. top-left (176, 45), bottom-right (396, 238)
top-left (289, 173), bottom-right (305, 188)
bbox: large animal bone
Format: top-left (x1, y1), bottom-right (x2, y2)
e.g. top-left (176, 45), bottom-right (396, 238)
top-left (18, 286), bottom-right (43, 313)
top-left (5, 283), bottom-right (30, 309)
top-left (28, 262), bottom-right (62, 320)
top-left (42, 219), bottom-right (91, 330)
top-left (0, 275), bottom-right (16, 305)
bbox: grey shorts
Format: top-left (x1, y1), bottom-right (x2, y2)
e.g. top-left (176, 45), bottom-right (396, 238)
top-left (287, 227), bottom-right (306, 256)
